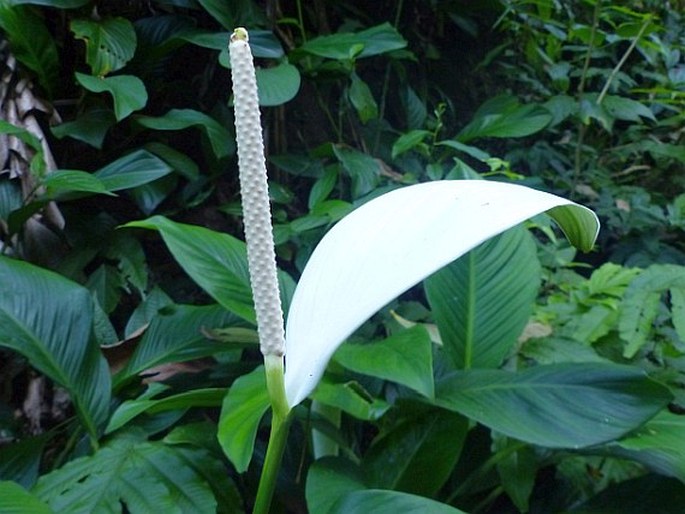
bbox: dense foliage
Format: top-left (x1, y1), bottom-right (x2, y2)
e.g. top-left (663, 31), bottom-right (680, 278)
top-left (1, 0), bottom-right (685, 512)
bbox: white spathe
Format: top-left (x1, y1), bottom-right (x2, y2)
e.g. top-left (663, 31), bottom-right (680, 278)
top-left (283, 180), bottom-right (599, 408)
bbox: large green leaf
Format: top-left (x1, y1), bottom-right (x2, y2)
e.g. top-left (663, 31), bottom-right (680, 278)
top-left (306, 457), bottom-right (367, 514)
top-left (75, 72), bottom-right (148, 121)
top-left (71, 17), bottom-right (137, 76)
top-left (124, 216), bottom-right (295, 324)
top-left (0, 4), bottom-right (58, 95)
top-left (332, 145), bottom-right (380, 198)
top-left (333, 325), bottom-right (434, 398)
top-left (284, 180), bottom-right (599, 408)
top-left (33, 434), bottom-right (219, 514)
top-left (608, 411), bottom-right (685, 481)
top-left (300, 22), bottom-right (407, 60)
top-left (434, 363), bottom-right (671, 448)
top-left (94, 149), bottom-right (173, 192)
top-left (457, 95), bottom-right (552, 143)
top-left (362, 410), bottom-right (468, 496)
top-left (568, 474), bottom-right (685, 514)
top-left (134, 109), bottom-right (234, 159)
top-left (0, 481), bottom-right (54, 514)
top-left (0, 257), bottom-right (111, 438)
top-left (311, 379), bottom-right (390, 420)
top-left (107, 387), bottom-right (225, 434)
top-left (42, 170), bottom-right (114, 198)
top-left (116, 303), bottom-right (240, 386)
top-left (217, 366), bottom-right (270, 472)
top-left (330, 490), bottom-right (467, 514)
top-left (425, 226), bottom-right (540, 369)
top-left (0, 434), bottom-right (50, 488)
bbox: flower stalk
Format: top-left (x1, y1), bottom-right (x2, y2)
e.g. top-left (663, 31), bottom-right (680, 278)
top-left (229, 27), bottom-right (291, 514)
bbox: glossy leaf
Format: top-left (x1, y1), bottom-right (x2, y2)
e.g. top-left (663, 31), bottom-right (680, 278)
top-left (217, 366), bottom-right (270, 472)
top-left (51, 108), bottom-right (117, 149)
top-left (0, 257), bottom-right (111, 438)
top-left (75, 72), bottom-right (148, 121)
top-left (33, 434), bottom-right (217, 513)
top-left (609, 411), bottom-right (685, 481)
top-left (124, 216), bottom-right (295, 324)
top-left (311, 379), bottom-right (390, 420)
top-left (284, 180), bottom-right (599, 408)
top-left (0, 481), bottom-right (54, 514)
top-left (116, 303), bottom-right (240, 385)
top-left (184, 29), bottom-right (283, 58)
top-left (568, 475), bottom-right (685, 514)
top-left (332, 145), bottom-right (380, 198)
top-left (255, 62), bottom-right (301, 106)
top-left (330, 490), bottom-right (467, 514)
top-left (363, 410), bottom-right (467, 496)
top-left (333, 325), bottom-right (434, 398)
top-left (425, 226), bottom-right (540, 369)
top-left (42, 170), bottom-right (114, 198)
top-left (107, 388), bottom-right (225, 434)
top-left (300, 22), bottom-right (407, 60)
top-left (435, 363), bottom-right (671, 448)
top-left (306, 458), bottom-right (367, 514)
top-left (0, 4), bottom-right (58, 95)
top-left (94, 149), bottom-right (173, 191)
top-left (71, 17), bottom-right (137, 76)
top-left (135, 109), bottom-right (234, 159)
top-left (457, 95), bottom-right (552, 143)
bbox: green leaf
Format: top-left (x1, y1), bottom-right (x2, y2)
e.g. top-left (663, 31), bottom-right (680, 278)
top-left (300, 22), bottom-right (407, 60)
top-left (124, 215), bottom-right (295, 324)
top-left (94, 149), bottom-right (174, 191)
top-left (43, 170), bottom-right (115, 198)
top-left (107, 388), bottom-right (225, 434)
top-left (332, 145), bottom-right (380, 198)
top-left (0, 4), bottom-right (58, 95)
top-left (494, 436), bottom-right (537, 512)
top-left (619, 264), bottom-right (685, 358)
top-left (116, 303), bottom-right (240, 385)
top-left (569, 474), bottom-right (685, 514)
top-left (51, 108), bottom-right (117, 149)
top-left (602, 95), bottom-right (655, 122)
top-left (255, 62), bottom-right (301, 106)
top-left (330, 490), bottom-right (467, 514)
top-left (363, 410), bottom-right (467, 496)
top-left (392, 129), bottom-right (430, 159)
top-left (348, 72), bottom-right (378, 123)
top-left (610, 411), bottom-right (685, 481)
top-left (71, 17), bottom-right (137, 76)
top-left (75, 72), bottom-right (148, 121)
top-left (217, 366), bottom-right (270, 472)
top-left (0, 434), bottom-right (50, 488)
top-left (435, 363), bottom-right (671, 448)
top-left (457, 95), bottom-right (552, 143)
top-left (311, 379), bottom-right (390, 421)
top-left (0, 257), bottom-right (111, 438)
top-left (135, 109), bottom-right (234, 159)
top-left (33, 434), bottom-right (217, 514)
top-left (333, 326), bottom-right (434, 398)
top-left (8, 0), bottom-right (89, 7)
top-left (0, 481), bottom-right (54, 514)
top-left (306, 458), bottom-right (367, 514)
top-left (183, 29), bottom-right (283, 58)
top-left (425, 226), bottom-right (540, 369)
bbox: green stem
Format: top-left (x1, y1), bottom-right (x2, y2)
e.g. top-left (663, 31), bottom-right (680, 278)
top-left (253, 354), bottom-right (292, 514)
top-left (596, 17), bottom-right (651, 105)
top-left (253, 410), bottom-right (292, 514)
